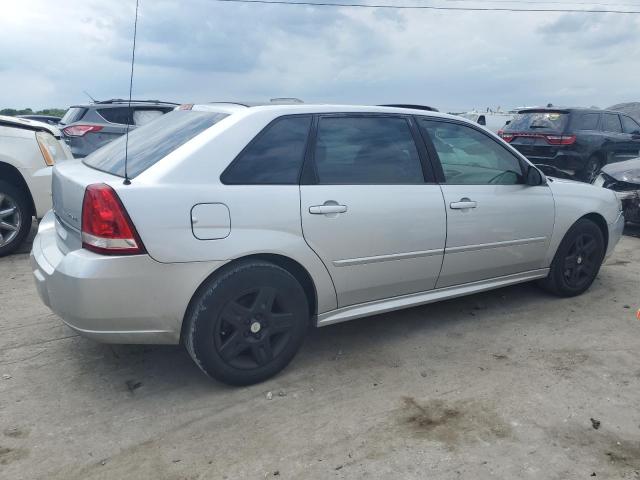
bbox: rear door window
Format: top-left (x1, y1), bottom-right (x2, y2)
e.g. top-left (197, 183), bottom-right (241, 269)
top-left (312, 116), bottom-right (424, 184)
top-left (575, 113), bottom-right (600, 130)
top-left (83, 110), bottom-right (228, 178)
top-left (621, 115), bottom-right (640, 134)
top-left (221, 116), bottom-right (312, 184)
top-left (132, 109), bottom-right (168, 126)
top-left (602, 114), bottom-right (622, 133)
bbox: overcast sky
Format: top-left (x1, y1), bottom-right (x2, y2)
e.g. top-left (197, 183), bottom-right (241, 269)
top-left (2, 0), bottom-right (639, 112)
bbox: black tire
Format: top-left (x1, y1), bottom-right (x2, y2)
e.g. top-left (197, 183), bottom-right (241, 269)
top-left (580, 155), bottom-right (601, 183)
top-left (538, 218), bottom-right (605, 297)
top-left (183, 260), bottom-right (309, 386)
top-left (0, 180), bottom-right (32, 257)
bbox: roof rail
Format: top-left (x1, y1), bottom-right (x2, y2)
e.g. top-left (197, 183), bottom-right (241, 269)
top-left (94, 99), bottom-right (179, 105)
top-left (380, 104), bottom-right (439, 112)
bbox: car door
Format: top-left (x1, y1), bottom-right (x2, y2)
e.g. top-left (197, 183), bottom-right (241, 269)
top-left (620, 115), bottom-right (640, 160)
top-left (417, 118), bottom-right (555, 288)
top-left (300, 114), bottom-right (447, 308)
top-left (600, 113), bottom-right (629, 164)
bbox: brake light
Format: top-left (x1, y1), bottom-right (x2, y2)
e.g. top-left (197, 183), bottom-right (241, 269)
top-left (81, 184), bottom-right (145, 255)
top-left (62, 125), bottom-right (103, 137)
top-left (498, 131), bottom-right (514, 142)
top-left (544, 134), bottom-right (576, 145)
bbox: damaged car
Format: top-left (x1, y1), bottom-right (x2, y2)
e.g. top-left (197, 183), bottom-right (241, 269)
top-left (594, 158), bottom-right (640, 223)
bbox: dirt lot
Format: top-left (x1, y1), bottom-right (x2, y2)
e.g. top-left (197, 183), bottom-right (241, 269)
top-left (1, 228), bottom-right (639, 480)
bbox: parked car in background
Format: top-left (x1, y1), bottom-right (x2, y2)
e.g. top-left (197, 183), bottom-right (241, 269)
top-left (499, 107), bottom-right (640, 182)
top-left (594, 157), bottom-right (640, 223)
top-left (0, 115), bottom-right (73, 255)
top-left (58, 99), bottom-right (178, 158)
top-left (460, 111), bottom-right (515, 133)
top-left (32, 103), bottom-right (624, 385)
top-left (18, 114), bottom-right (61, 126)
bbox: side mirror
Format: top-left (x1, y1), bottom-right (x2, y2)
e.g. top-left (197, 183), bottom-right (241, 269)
top-left (526, 166), bottom-right (544, 186)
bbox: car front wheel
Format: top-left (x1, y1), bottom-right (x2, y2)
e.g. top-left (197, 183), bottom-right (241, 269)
top-left (184, 260), bottom-right (310, 385)
top-left (538, 218), bottom-right (605, 297)
top-left (0, 180), bottom-right (31, 257)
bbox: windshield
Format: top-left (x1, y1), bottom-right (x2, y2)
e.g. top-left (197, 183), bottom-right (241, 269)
top-left (83, 110), bottom-right (228, 178)
top-left (505, 111), bottom-right (569, 133)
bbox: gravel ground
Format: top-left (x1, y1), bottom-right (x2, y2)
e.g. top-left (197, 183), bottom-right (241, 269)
top-left (1, 226), bottom-right (639, 480)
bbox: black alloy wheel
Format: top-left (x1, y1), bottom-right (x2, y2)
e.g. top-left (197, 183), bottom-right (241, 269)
top-left (215, 286), bottom-right (296, 370)
top-left (184, 260), bottom-right (309, 385)
top-left (561, 233), bottom-right (600, 290)
top-left (538, 218), bottom-right (605, 297)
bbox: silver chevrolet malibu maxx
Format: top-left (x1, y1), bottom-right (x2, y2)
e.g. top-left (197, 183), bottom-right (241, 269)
top-left (31, 103), bottom-right (625, 385)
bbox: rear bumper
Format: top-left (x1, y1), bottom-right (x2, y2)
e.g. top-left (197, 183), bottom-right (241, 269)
top-left (513, 149), bottom-right (586, 176)
top-left (606, 211), bottom-right (625, 259)
top-left (31, 211), bottom-right (225, 344)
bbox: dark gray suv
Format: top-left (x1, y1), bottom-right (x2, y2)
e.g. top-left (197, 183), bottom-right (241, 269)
top-left (59, 99), bottom-right (177, 157)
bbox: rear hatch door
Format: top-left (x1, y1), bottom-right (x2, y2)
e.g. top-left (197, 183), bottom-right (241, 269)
top-left (504, 110), bottom-right (570, 159)
top-left (51, 160), bottom-right (123, 254)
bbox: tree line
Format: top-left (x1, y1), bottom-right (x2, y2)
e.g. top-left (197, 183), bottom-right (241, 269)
top-left (0, 108), bottom-right (66, 117)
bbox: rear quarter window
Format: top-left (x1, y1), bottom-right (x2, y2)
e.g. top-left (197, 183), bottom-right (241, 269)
top-left (221, 116), bottom-right (312, 185)
top-left (574, 113), bottom-right (600, 130)
top-left (98, 107), bottom-right (132, 125)
top-left (83, 110), bottom-right (228, 178)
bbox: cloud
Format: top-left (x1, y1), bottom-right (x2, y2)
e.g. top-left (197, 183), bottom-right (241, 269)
top-left (1, 1), bottom-right (640, 112)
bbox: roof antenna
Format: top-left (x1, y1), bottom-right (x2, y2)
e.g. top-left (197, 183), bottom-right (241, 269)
top-left (123, 0), bottom-right (140, 186)
top-left (83, 90), bottom-right (97, 103)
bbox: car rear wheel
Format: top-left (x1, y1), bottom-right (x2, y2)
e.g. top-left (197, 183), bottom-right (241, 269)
top-left (184, 260), bottom-right (309, 385)
top-left (0, 181), bottom-right (31, 257)
top-left (538, 218), bottom-right (605, 297)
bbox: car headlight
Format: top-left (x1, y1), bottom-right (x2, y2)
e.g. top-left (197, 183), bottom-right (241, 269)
top-left (35, 131), bottom-right (66, 166)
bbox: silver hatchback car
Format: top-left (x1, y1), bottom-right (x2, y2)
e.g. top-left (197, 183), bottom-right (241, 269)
top-left (31, 103), bottom-right (625, 385)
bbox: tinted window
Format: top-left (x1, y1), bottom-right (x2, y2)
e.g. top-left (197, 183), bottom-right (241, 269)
top-left (98, 107), bottom-right (132, 125)
top-left (313, 116), bottom-right (423, 184)
top-left (505, 111), bottom-right (568, 133)
top-left (222, 116), bottom-right (312, 184)
top-left (420, 119), bottom-right (523, 185)
top-left (60, 107), bottom-right (85, 125)
top-left (84, 110), bottom-right (227, 178)
top-left (602, 114), bottom-right (622, 133)
top-left (621, 115), bottom-right (640, 134)
top-left (575, 113), bottom-right (600, 130)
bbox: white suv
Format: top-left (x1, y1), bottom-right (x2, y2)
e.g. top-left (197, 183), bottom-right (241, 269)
top-left (0, 115), bottom-right (73, 255)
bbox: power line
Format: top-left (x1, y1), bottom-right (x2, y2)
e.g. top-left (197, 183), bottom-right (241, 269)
top-left (212, 0), bottom-right (640, 13)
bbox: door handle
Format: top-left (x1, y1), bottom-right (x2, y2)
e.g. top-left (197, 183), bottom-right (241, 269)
top-left (450, 198), bottom-right (477, 210)
top-left (309, 204), bottom-right (348, 215)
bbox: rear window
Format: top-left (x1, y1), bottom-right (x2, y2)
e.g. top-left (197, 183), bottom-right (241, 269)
top-left (83, 110), bottom-right (228, 178)
top-left (60, 107), bottom-right (86, 125)
top-left (505, 111), bottom-right (569, 133)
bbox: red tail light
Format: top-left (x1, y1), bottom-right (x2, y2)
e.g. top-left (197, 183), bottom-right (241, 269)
top-left (81, 184), bottom-right (145, 255)
top-left (498, 131), bottom-right (575, 145)
top-left (499, 131), bottom-right (514, 142)
top-left (62, 125), bottom-right (103, 137)
top-left (544, 134), bottom-right (576, 145)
